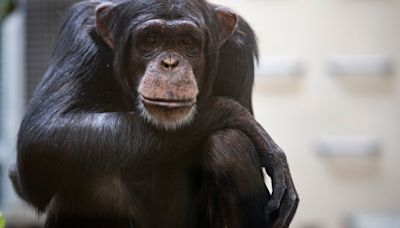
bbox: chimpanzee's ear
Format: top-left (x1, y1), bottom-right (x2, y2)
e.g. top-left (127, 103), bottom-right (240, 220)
top-left (214, 7), bottom-right (238, 47)
top-left (96, 2), bottom-right (116, 49)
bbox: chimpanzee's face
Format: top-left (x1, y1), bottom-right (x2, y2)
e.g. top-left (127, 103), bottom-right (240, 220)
top-left (95, 0), bottom-right (237, 130)
top-left (131, 19), bottom-right (205, 130)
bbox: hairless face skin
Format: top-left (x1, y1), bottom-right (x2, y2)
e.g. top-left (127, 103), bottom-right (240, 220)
top-left (134, 20), bottom-right (202, 129)
top-left (96, 3), bottom-right (211, 130)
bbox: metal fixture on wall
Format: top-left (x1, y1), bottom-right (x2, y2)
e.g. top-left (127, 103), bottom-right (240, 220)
top-left (327, 55), bottom-right (394, 77)
top-left (255, 55), bottom-right (304, 77)
top-left (316, 136), bottom-right (381, 157)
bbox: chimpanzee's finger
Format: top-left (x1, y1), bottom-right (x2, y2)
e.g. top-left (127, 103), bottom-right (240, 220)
top-left (266, 169), bottom-right (287, 213)
top-left (270, 173), bottom-right (299, 228)
top-left (271, 187), bottom-right (298, 228)
top-left (284, 193), bottom-right (299, 228)
top-left (283, 175), bottom-right (299, 227)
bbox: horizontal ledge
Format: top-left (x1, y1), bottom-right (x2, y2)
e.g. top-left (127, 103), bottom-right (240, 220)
top-left (315, 136), bottom-right (382, 157)
top-left (255, 56), bottom-right (304, 77)
top-left (327, 55), bottom-right (394, 76)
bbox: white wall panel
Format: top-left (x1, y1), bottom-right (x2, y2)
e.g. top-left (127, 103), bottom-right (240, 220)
top-left (211, 0), bottom-right (400, 227)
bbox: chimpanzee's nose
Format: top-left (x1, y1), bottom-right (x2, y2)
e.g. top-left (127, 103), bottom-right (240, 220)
top-left (161, 55), bottom-right (179, 70)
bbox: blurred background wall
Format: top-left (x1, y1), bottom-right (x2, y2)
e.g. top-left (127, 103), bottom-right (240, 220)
top-left (0, 0), bottom-right (399, 227)
top-left (210, 0), bottom-right (400, 227)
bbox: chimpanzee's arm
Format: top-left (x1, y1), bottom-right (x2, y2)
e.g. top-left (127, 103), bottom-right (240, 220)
top-left (11, 0), bottom-right (140, 211)
top-left (9, 164), bottom-right (27, 202)
top-left (16, 110), bottom-right (149, 211)
top-left (15, 95), bottom-right (298, 222)
top-left (208, 5), bottom-right (299, 225)
top-left (198, 97), bottom-right (299, 228)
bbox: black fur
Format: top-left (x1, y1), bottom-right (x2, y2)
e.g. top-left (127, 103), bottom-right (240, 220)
top-left (11, 1), bottom-right (298, 227)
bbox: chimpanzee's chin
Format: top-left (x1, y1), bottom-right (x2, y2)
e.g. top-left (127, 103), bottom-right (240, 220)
top-left (138, 101), bottom-right (196, 131)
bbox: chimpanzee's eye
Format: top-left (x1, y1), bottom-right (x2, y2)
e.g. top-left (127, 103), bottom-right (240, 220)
top-left (182, 37), bottom-right (193, 46)
top-left (138, 34), bottom-right (160, 57)
top-left (145, 35), bottom-right (158, 45)
top-left (180, 36), bottom-right (200, 58)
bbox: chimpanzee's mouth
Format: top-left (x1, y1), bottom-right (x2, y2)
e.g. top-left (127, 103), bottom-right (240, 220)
top-left (138, 94), bottom-right (197, 130)
top-left (139, 94), bottom-right (196, 109)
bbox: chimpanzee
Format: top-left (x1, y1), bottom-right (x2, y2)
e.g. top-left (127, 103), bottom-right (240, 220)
top-left (9, 0), bottom-right (298, 227)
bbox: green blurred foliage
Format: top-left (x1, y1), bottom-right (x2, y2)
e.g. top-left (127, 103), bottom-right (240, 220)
top-left (0, 0), bottom-right (16, 22)
top-left (0, 212), bottom-right (5, 228)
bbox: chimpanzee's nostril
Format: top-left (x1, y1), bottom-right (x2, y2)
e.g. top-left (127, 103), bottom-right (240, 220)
top-left (161, 58), bottom-right (179, 69)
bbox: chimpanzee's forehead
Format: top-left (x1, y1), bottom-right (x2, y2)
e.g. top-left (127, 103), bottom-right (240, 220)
top-left (117, 0), bottom-right (209, 26)
top-left (135, 19), bottom-right (200, 32)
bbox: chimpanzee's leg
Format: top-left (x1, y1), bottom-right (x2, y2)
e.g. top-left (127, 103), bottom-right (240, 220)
top-left (200, 129), bottom-right (272, 228)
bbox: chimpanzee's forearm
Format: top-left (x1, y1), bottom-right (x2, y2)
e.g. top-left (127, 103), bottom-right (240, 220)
top-left (15, 111), bottom-right (155, 210)
top-left (195, 97), bottom-right (278, 158)
top-left (199, 97), bottom-right (299, 227)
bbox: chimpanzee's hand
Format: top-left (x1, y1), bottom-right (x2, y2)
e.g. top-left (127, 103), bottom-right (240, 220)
top-left (264, 146), bottom-right (299, 228)
top-left (205, 97), bottom-right (299, 228)
top-left (242, 122), bottom-right (299, 228)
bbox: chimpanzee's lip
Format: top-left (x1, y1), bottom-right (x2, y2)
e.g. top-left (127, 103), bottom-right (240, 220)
top-left (140, 95), bottom-right (196, 109)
